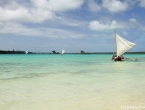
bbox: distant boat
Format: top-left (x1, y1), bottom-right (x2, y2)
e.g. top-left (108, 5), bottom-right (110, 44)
top-left (25, 51), bottom-right (28, 54)
top-left (112, 32), bottom-right (137, 61)
top-left (61, 49), bottom-right (65, 55)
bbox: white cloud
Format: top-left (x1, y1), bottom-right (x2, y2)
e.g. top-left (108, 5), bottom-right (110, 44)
top-left (0, 0), bottom-right (84, 23)
top-left (0, 22), bottom-right (38, 36)
top-left (0, 7), bottom-right (55, 23)
top-left (31, 0), bottom-right (84, 12)
top-left (102, 0), bottom-right (128, 13)
top-left (0, 1), bottom-right (55, 23)
top-left (129, 18), bottom-right (136, 23)
top-left (139, 0), bottom-right (145, 7)
top-left (0, 22), bottom-right (85, 39)
top-left (88, 0), bottom-right (101, 12)
top-left (89, 20), bottom-right (127, 30)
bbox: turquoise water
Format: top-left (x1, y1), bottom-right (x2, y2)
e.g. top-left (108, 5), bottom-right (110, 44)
top-left (0, 54), bottom-right (145, 110)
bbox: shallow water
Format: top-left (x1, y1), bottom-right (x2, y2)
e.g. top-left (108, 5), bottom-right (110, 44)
top-left (0, 54), bottom-right (145, 110)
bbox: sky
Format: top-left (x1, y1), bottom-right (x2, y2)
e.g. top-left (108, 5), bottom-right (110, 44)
top-left (0, 0), bottom-right (145, 53)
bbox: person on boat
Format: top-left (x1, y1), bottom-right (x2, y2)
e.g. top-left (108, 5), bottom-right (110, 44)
top-left (114, 56), bottom-right (118, 61)
top-left (118, 56), bottom-right (121, 61)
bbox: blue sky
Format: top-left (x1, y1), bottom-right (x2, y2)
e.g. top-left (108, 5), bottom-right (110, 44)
top-left (0, 0), bottom-right (145, 53)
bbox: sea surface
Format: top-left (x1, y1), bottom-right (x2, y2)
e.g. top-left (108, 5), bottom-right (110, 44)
top-left (0, 54), bottom-right (145, 110)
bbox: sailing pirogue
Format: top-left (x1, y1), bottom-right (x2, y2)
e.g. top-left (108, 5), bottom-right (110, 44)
top-left (112, 32), bottom-right (136, 61)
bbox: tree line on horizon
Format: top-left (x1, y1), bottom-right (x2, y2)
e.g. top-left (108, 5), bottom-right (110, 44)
top-left (0, 50), bottom-right (145, 54)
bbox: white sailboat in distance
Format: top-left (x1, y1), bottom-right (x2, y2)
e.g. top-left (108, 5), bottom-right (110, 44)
top-left (112, 32), bottom-right (137, 61)
top-left (25, 51), bottom-right (28, 54)
top-left (61, 49), bottom-right (65, 55)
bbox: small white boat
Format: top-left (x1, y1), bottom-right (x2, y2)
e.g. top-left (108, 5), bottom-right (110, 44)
top-left (25, 51), bottom-right (28, 54)
top-left (61, 49), bottom-right (65, 55)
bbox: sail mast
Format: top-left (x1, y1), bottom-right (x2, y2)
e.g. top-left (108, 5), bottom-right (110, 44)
top-left (115, 30), bottom-right (117, 56)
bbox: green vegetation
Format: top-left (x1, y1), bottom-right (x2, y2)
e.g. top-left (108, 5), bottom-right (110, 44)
top-left (0, 50), bottom-right (145, 54)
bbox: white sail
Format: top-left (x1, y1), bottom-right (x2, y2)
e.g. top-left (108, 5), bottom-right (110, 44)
top-left (25, 51), bottom-right (28, 54)
top-left (115, 34), bottom-right (136, 56)
top-left (61, 49), bottom-right (65, 55)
